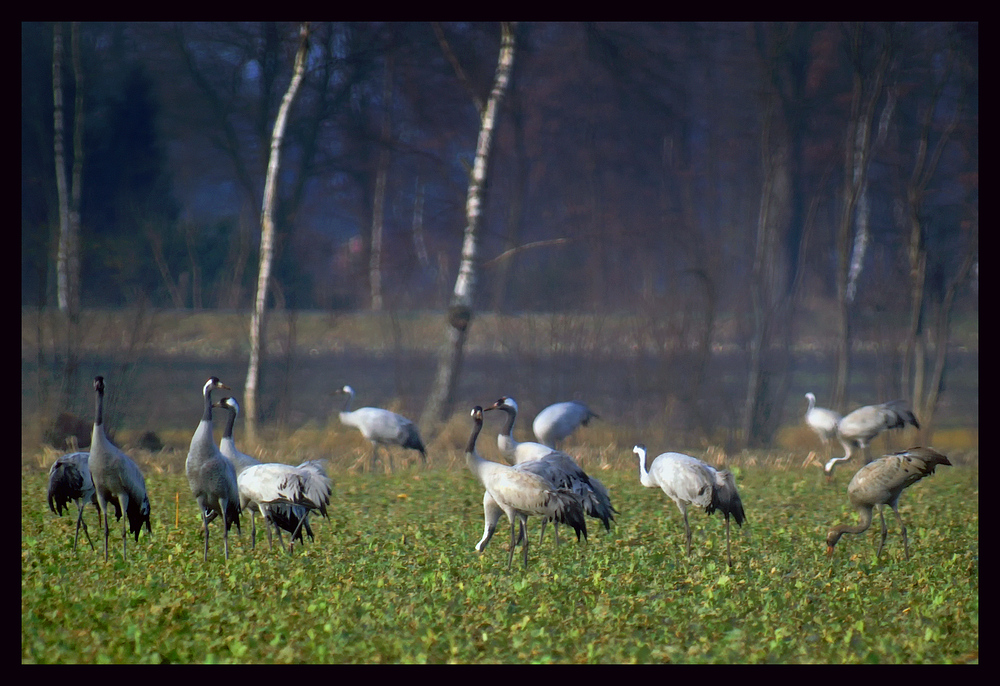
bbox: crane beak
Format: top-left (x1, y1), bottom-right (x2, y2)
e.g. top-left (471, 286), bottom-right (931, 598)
top-left (218, 382), bottom-right (231, 390)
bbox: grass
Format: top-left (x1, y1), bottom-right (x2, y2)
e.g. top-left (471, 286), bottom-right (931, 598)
top-left (22, 450), bottom-right (978, 663)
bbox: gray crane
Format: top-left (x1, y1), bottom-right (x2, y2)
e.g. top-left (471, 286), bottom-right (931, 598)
top-left (334, 385), bottom-right (426, 473)
top-left (804, 392), bottom-right (841, 459)
top-left (826, 447), bottom-right (951, 560)
top-left (532, 401), bottom-right (599, 449)
top-left (87, 377), bottom-right (152, 562)
top-left (825, 401), bottom-right (921, 476)
top-left (634, 444), bottom-right (746, 567)
top-left (236, 463), bottom-right (331, 554)
top-left (47, 451), bottom-right (102, 551)
top-left (465, 406), bottom-right (587, 569)
top-left (213, 397), bottom-right (331, 551)
top-left (186, 377), bottom-right (241, 561)
top-left (487, 396), bottom-right (616, 543)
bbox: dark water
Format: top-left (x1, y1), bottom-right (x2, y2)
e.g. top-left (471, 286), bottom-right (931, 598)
top-left (22, 345), bottom-right (978, 442)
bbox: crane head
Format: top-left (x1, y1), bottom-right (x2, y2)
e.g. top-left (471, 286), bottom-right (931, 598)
top-left (94, 376), bottom-right (105, 393)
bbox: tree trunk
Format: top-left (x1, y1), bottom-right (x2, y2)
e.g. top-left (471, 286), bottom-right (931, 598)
top-left (245, 23), bottom-right (309, 443)
top-left (52, 21), bottom-right (84, 413)
top-left (420, 23), bottom-right (516, 436)
top-left (370, 55), bottom-right (394, 311)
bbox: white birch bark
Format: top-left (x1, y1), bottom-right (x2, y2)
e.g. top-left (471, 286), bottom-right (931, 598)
top-left (245, 23), bottom-right (309, 442)
top-left (420, 23), bottom-right (516, 433)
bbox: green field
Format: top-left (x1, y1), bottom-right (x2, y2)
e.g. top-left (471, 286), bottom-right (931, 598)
top-left (21, 454), bottom-right (978, 663)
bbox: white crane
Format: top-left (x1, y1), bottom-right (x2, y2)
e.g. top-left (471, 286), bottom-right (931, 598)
top-left (47, 451), bottom-right (102, 551)
top-left (634, 444), bottom-right (746, 567)
top-left (825, 400), bottom-right (921, 476)
top-left (486, 396), bottom-right (616, 542)
top-left (532, 401), bottom-right (599, 449)
top-left (87, 377), bottom-right (152, 562)
top-left (186, 377), bottom-right (241, 561)
top-left (334, 385), bottom-right (426, 473)
top-left (213, 397), bottom-right (331, 552)
top-left (465, 406), bottom-right (587, 569)
top-left (826, 447), bottom-right (951, 559)
top-left (804, 393), bottom-right (841, 458)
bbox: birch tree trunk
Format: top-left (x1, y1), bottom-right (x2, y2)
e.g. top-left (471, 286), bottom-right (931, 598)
top-left (419, 22), bottom-right (516, 436)
top-left (245, 23), bottom-right (309, 443)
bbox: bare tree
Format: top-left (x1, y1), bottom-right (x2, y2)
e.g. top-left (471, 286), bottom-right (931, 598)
top-left (831, 24), bottom-right (892, 411)
top-left (420, 22), bottom-right (517, 435)
top-left (51, 21), bottom-right (84, 410)
top-left (369, 54), bottom-right (393, 311)
top-left (245, 23), bottom-right (310, 442)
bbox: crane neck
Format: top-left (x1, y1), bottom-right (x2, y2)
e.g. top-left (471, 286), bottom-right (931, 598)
top-left (94, 383), bottom-right (104, 427)
top-left (806, 394), bottom-right (816, 413)
top-left (827, 505), bottom-right (874, 548)
top-left (221, 406), bottom-right (236, 440)
top-left (339, 390), bottom-right (355, 414)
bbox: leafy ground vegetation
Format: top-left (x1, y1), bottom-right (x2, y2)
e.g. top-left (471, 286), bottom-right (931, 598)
top-left (22, 452), bottom-right (978, 663)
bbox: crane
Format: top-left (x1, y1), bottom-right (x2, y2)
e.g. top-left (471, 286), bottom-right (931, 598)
top-left (826, 447), bottom-right (951, 560)
top-left (465, 406), bottom-right (587, 569)
top-left (186, 377), bottom-right (241, 561)
top-left (87, 377), bottom-right (152, 562)
top-left (825, 401), bottom-right (921, 476)
top-left (532, 400), bottom-right (599, 449)
top-left (47, 451), bottom-right (102, 551)
top-left (334, 385), bottom-right (426, 473)
top-left (486, 396), bottom-right (616, 543)
top-left (213, 397), bottom-right (331, 551)
top-left (804, 393), bottom-right (841, 459)
top-left (634, 444), bottom-right (746, 567)
top-left (236, 463), bottom-right (331, 555)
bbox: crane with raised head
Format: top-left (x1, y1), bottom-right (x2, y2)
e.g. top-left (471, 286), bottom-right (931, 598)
top-left (186, 377), bottom-right (241, 561)
top-left (87, 377), bottom-right (152, 562)
top-left (826, 447), bottom-right (951, 560)
top-left (334, 385), bottom-right (426, 473)
top-left (804, 392), bottom-right (841, 459)
top-left (465, 406), bottom-right (587, 569)
top-left (532, 400), bottom-right (599, 449)
top-left (634, 444), bottom-right (746, 567)
top-left (825, 400), bottom-right (921, 476)
top-left (213, 397), bottom-right (331, 551)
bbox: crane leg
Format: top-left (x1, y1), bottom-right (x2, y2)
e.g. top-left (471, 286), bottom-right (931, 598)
top-left (75, 503), bottom-right (95, 551)
top-left (725, 516), bottom-right (732, 568)
top-left (250, 511), bottom-right (258, 550)
top-left (288, 512), bottom-right (308, 555)
top-left (683, 511), bottom-right (692, 557)
top-left (120, 492), bottom-right (130, 563)
top-left (202, 510), bottom-right (211, 562)
top-left (538, 518), bottom-right (547, 546)
top-left (101, 499), bottom-right (111, 562)
top-left (522, 519), bottom-right (530, 569)
top-left (876, 505), bottom-right (888, 559)
top-left (507, 519), bottom-right (518, 570)
top-left (891, 505), bottom-right (909, 560)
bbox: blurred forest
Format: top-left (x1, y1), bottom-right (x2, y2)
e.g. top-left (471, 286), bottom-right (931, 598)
top-left (22, 22), bottom-right (977, 448)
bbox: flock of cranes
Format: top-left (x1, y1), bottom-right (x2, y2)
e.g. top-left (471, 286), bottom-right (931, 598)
top-left (45, 376), bottom-right (946, 570)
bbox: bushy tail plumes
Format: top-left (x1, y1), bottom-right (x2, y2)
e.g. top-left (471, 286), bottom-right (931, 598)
top-left (548, 489), bottom-right (588, 542)
top-left (706, 470), bottom-right (746, 527)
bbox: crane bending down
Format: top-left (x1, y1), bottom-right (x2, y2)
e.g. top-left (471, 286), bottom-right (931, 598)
top-left (825, 401), bottom-right (921, 476)
top-left (87, 377), bottom-right (152, 562)
top-left (465, 406), bottom-right (587, 569)
top-left (487, 396), bottom-right (616, 544)
top-left (213, 397), bottom-right (331, 552)
top-left (186, 377), bottom-right (241, 561)
top-left (826, 447), bottom-right (951, 560)
top-left (334, 385), bottom-right (426, 473)
top-left (47, 451), bottom-right (105, 551)
top-left (634, 444), bottom-right (746, 567)
top-left (804, 393), bottom-right (841, 459)
top-left (532, 401), bottom-right (599, 450)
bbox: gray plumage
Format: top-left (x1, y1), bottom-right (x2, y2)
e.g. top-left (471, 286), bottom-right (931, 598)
top-left (465, 406), bottom-right (587, 569)
top-left (87, 377), bottom-right (152, 562)
top-left (487, 396), bottom-right (615, 543)
top-left (805, 393), bottom-right (841, 456)
top-left (826, 447), bottom-right (951, 559)
top-left (825, 400), bottom-right (921, 476)
top-left (532, 400), bottom-right (599, 449)
top-left (635, 444), bottom-right (746, 567)
top-left (334, 385), bottom-right (426, 472)
top-left (47, 451), bottom-right (103, 551)
top-left (214, 397), bottom-right (331, 551)
top-left (186, 377), bottom-right (241, 561)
